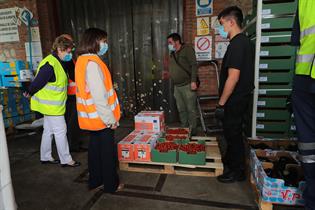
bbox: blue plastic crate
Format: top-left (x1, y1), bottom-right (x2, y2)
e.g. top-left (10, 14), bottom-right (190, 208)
top-left (0, 60), bottom-right (29, 74)
top-left (1, 75), bottom-right (21, 87)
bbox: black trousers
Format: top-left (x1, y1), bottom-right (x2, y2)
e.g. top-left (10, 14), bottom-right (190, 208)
top-left (223, 96), bottom-right (250, 172)
top-left (65, 96), bottom-right (81, 151)
top-left (88, 128), bottom-right (119, 193)
top-left (292, 88), bottom-right (315, 210)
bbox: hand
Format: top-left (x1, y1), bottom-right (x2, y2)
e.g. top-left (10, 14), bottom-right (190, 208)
top-left (214, 104), bottom-right (225, 121)
top-left (23, 92), bottom-right (30, 98)
top-left (191, 82), bottom-right (197, 91)
top-left (110, 122), bottom-right (118, 130)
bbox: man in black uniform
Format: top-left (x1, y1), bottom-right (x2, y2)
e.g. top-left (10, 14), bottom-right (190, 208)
top-left (215, 6), bottom-right (254, 183)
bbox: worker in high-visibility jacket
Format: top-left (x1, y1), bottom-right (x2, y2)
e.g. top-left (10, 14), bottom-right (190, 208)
top-left (291, 1), bottom-right (315, 209)
top-left (59, 34), bottom-right (85, 153)
top-left (75, 28), bottom-right (123, 193)
top-left (24, 35), bottom-right (80, 167)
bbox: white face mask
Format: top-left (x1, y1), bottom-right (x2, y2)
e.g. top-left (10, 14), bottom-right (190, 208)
top-left (168, 44), bottom-right (176, 52)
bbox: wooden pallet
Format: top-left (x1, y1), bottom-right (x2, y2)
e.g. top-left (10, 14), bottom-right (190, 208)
top-left (119, 136), bottom-right (223, 177)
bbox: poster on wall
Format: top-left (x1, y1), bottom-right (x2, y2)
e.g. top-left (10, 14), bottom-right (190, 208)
top-left (196, 0), bottom-right (213, 16)
top-left (31, 27), bottom-right (40, 41)
top-left (215, 42), bottom-right (229, 59)
top-left (195, 36), bottom-right (212, 61)
top-left (0, 8), bottom-right (19, 43)
top-left (211, 16), bottom-right (221, 34)
top-left (26, 56), bottom-right (42, 71)
top-left (25, 42), bottom-right (43, 57)
top-left (197, 17), bottom-right (210, 36)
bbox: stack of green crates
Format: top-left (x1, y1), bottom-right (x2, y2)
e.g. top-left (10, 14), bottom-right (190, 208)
top-left (245, 0), bottom-right (298, 139)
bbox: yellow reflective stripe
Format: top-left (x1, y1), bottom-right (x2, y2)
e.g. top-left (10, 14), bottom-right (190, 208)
top-left (77, 111), bottom-right (99, 119)
top-left (301, 25), bottom-right (315, 39)
top-left (76, 97), bottom-right (94, 106)
top-left (296, 54), bottom-right (315, 63)
top-left (32, 95), bottom-right (65, 106)
top-left (110, 98), bottom-right (119, 111)
top-left (44, 85), bottom-right (66, 92)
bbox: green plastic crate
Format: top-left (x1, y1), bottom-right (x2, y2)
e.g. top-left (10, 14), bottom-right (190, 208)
top-left (257, 97), bottom-right (288, 108)
top-left (261, 31), bottom-right (292, 44)
top-left (256, 109), bottom-right (291, 121)
top-left (259, 57), bottom-right (295, 70)
top-left (259, 72), bottom-right (294, 83)
top-left (259, 83), bottom-right (293, 89)
top-left (262, 17), bottom-right (294, 30)
top-left (260, 45), bottom-right (296, 57)
top-left (258, 89), bottom-right (292, 96)
top-left (256, 121), bottom-right (290, 132)
top-left (262, 1), bottom-right (297, 16)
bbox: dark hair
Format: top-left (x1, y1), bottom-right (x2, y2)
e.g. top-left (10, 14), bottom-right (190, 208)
top-left (51, 35), bottom-right (74, 53)
top-left (167, 33), bottom-right (182, 44)
top-left (77, 28), bottom-right (107, 56)
top-left (218, 6), bottom-right (243, 28)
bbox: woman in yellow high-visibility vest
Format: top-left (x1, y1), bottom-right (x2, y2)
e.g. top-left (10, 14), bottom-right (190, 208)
top-left (75, 28), bottom-right (123, 193)
top-left (24, 35), bottom-right (80, 167)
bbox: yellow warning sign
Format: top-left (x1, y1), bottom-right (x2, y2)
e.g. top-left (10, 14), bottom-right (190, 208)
top-left (197, 17), bottom-right (210, 35)
top-left (200, 19), bottom-right (208, 29)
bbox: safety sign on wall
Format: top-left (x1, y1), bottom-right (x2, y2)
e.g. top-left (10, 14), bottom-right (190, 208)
top-left (0, 8), bottom-right (19, 43)
top-left (196, 0), bottom-right (213, 16)
top-left (195, 36), bottom-right (212, 61)
top-left (215, 42), bottom-right (229, 59)
top-left (197, 17), bottom-right (210, 36)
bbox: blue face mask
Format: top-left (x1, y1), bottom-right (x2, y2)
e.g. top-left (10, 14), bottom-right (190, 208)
top-left (98, 42), bottom-right (108, 56)
top-left (218, 25), bottom-right (228, 39)
top-left (63, 52), bottom-right (72, 62)
top-left (168, 44), bottom-right (176, 52)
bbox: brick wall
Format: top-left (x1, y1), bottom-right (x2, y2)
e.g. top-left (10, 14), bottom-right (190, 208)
top-left (182, 0), bottom-right (252, 99)
top-left (0, 0), bottom-right (39, 62)
top-left (36, 0), bottom-right (59, 57)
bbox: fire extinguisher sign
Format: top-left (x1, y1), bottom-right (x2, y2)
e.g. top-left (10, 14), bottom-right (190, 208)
top-left (196, 0), bottom-right (213, 17)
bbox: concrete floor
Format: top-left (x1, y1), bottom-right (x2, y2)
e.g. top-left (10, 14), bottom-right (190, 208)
top-left (7, 119), bottom-right (304, 210)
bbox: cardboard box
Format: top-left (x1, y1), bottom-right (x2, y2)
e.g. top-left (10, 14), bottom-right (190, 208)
top-left (178, 140), bottom-right (206, 165)
top-left (133, 132), bottom-right (160, 162)
top-left (151, 138), bottom-right (178, 163)
top-left (135, 112), bottom-right (165, 132)
top-left (250, 149), bottom-right (305, 206)
top-left (117, 131), bottom-right (138, 161)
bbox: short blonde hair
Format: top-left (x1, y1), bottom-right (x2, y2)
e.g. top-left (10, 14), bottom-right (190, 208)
top-left (51, 35), bottom-right (74, 53)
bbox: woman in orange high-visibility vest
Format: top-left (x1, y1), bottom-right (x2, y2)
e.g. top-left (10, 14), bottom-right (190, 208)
top-left (75, 28), bottom-right (123, 193)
